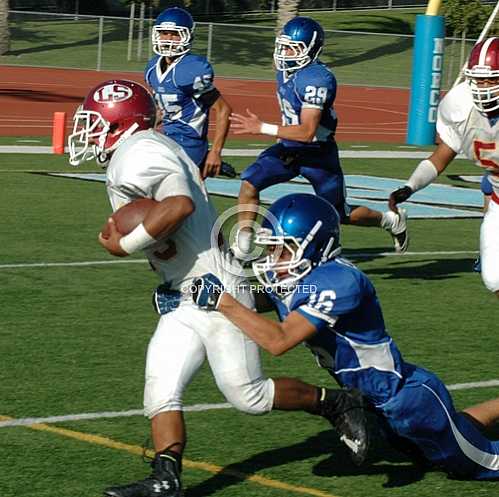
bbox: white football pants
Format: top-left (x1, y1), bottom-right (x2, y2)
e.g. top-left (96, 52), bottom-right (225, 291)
top-left (481, 197), bottom-right (499, 293)
top-left (143, 301), bottom-right (275, 418)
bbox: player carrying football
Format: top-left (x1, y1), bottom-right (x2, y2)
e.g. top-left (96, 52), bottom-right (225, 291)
top-left (68, 79), bottom-right (368, 497)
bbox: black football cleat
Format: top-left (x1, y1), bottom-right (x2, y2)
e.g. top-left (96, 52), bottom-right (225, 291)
top-left (320, 388), bottom-right (369, 466)
top-left (104, 451), bottom-right (182, 497)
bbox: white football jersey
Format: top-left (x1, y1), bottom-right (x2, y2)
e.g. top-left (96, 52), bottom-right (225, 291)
top-left (106, 129), bottom-right (250, 302)
top-left (437, 82), bottom-right (499, 194)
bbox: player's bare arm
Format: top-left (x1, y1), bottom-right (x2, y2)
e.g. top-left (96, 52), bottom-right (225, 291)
top-left (99, 195), bottom-right (194, 257)
top-left (388, 141), bottom-right (457, 212)
top-left (217, 293), bottom-right (317, 356)
top-left (231, 107), bottom-right (321, 143)
top-left (202, 95), bottom-right (231, 179)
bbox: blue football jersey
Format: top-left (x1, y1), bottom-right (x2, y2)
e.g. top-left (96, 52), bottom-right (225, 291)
top-left (145, 53), bottom-right (215, 164)
top-left (267, 258), bottom-right (406, 406)
top-left (276, 61), bottom-right (338, 148)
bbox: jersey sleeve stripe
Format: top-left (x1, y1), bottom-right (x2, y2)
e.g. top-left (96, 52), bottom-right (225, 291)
top-left (298, 305), bottom-right (338, 326)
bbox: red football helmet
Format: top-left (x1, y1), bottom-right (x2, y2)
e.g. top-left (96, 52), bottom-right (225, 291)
top-left (68, 79), bottom-right (156, 166)
top-left (464, 37), bottom-right (499, 114)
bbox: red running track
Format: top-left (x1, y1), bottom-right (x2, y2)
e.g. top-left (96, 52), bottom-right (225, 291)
top-left (0, 66), bottom-right (409, 142)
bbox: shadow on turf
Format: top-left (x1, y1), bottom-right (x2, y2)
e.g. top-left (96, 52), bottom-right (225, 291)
top-left (185, 427), bottom-right (429, 496)
top-left (344, 250), bottom-right (475, 281)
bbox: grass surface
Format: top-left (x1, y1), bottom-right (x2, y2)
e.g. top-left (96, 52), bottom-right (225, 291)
top-left (1, 145), bottom-right (498, 497)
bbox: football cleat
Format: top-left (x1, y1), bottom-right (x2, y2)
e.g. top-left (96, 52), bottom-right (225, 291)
top-left (104, 451), bottom-right (182, 497)
top-left (320, 388), bottom-right (369, 466)
top-left (387, 208), bottom-right (409, 253)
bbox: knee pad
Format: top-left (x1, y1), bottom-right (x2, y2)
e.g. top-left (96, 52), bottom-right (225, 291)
top-left (144, 380), bottom-right (184, 419)
top-left (144, 397), bottom-right (184, 419)
top-left (220, 377), bottom-right (275, 415)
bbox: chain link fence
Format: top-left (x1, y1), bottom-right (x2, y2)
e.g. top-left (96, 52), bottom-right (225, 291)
top-left (1, 11), bottom-right (478, 89)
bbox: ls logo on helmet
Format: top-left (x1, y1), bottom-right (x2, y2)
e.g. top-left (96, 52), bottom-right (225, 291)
top-left (93, 84), bottom-right (133, 104)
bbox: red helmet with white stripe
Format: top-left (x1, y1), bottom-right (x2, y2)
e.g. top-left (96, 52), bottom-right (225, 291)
top-left (464, 37), bottom-right (499, 114)
top-left (68, 79), bottom-right (156, 166)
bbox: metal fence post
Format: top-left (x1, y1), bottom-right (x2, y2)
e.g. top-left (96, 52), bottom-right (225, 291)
top-left (97, 16), bottom-right (103, 71)
top-left (127, 2), bottom-right (135, 62)
top-left (207, 23), bottom-right (213, 62)
top-left (148, 4), bottom-right (153, 59)
top-left (388, 0), bottom-right (393, 9)
top-left (137, 2), bottom-right (145, 60)
top-left (332, 0), bottom-right (337, 12)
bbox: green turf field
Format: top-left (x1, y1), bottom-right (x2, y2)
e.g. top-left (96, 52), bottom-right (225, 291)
top-left (0, 8), bottom-right (476, 88)
top-left (1, 142), bottom-right (498, 497)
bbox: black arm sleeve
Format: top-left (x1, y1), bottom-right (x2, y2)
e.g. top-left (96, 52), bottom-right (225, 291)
top-left (196, 87), bottom-right (221, 107)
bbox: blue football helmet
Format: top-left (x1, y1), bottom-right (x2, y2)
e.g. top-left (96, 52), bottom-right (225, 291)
top-left (152, 7), bottom-right (195, 57)
top-left (274, 16), bottom-right (325, 74)
top-left (253, 193), bottom-right (341, 291)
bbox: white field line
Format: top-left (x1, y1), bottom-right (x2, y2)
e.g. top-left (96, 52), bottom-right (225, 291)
top-left (0, 146), bottom-right (469, 159)
top-left (0, 251), bottom-right (479, 270)
top-left (2, 379), bottom-right (498, 429)
top-left (0, 403), bottom-right (232, 428)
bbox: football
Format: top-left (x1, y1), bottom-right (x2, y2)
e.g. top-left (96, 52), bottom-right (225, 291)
top-left (101, 198), bottom-right (157, 237)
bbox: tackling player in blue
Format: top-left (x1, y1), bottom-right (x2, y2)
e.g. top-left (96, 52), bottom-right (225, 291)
top-left (191, 193), bottom-right (499, 480)
top-left (230, 17), bottom-right (408, 260)
top-left (145, 7), bottom-right (231, 178)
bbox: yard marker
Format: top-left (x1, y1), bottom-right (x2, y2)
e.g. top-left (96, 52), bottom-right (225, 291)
top-left (52, 112), bottom-right (66, 154)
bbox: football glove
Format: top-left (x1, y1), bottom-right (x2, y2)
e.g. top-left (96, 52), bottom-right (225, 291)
top-left (388, 186), bottom-right (413, 212)
top-left (220, 161), bottom-right (237, 179)
top-left (152, 283), bottom-right (183, 315)
top-left (191, 273), bottom-right (225, 311)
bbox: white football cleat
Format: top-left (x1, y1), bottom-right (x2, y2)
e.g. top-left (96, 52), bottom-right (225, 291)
top-left (388, 208), bottom-right (409, 253)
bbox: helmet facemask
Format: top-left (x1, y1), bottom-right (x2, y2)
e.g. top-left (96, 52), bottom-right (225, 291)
top-left (68, 110), bottom-right (140, 167)
top-left (273, 31), bottom-right (321, 75)
top-left (252, 219), bottom-right (340, 294)
top-left (464, 69), bottom-right (499, 114)
top-left (68, 109), bottom-right (110, 166)
top-left (152, 23), bottom-right (193, 57)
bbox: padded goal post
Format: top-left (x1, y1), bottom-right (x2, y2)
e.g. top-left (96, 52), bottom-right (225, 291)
top-left (406, 0), bottom-right (445, 146)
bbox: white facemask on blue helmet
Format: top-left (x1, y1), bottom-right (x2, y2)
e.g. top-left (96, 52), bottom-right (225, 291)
top-left (274, 16), bottom-right (325, 75)
top-left (252, 193), bottom-right (341, 293)
top-left (152, 7), bottom-right (195, 58)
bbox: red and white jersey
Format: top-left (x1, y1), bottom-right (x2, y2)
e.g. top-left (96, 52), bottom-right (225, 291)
top-left (105, 129), bottom-right (249, 299)
top-left (437, 82), bottom-right (499, 195)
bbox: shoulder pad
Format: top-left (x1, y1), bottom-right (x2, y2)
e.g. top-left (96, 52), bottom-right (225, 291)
top-left (144, 55), bottom-right (161, 82)
top-left (438, 82), bottom-right (474, 126)
top-left (295, 64), bottom-right (336, 96)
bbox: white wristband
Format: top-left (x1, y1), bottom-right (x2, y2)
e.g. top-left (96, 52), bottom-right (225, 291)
top-left (405, 159), bottom-right (439, 192)
top-left (119, 223), bottom-right (156, 255)
top-left (260, 122), bottom-right (278, 136)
